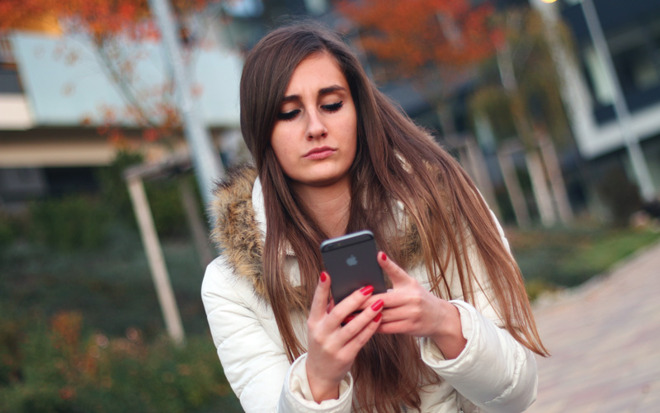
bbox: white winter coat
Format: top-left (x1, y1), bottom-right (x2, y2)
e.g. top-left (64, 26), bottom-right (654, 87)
top-left (202, 167), bottom-right (538, 412)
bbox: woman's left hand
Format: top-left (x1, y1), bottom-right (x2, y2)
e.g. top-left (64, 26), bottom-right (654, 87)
top-left (374, 252), bottom-right (467, 359)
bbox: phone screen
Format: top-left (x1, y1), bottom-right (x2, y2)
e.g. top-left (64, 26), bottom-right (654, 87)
top-left (320, 230), bottom-right (387, 303)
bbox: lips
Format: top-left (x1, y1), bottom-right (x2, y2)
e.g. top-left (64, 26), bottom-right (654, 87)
top-left (304, 146), bottom-right (336, 160)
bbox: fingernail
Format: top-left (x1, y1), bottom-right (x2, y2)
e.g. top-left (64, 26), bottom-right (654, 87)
top-left (371, 299), bottom-right (384, 311)
top-left (320, 272), bottom-right (328, 282)
top-left (380, 252), bottom-right (387, 261)
top-left (343, 314), bottom-right (356, 324)
top-left (360, 285), bottom-right (374, 296)
top-left (373, 313), bottom-right (382, 322)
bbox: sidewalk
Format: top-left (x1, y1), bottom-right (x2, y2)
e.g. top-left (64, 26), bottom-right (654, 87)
top-left (527, 241), bottom-right (660, 412)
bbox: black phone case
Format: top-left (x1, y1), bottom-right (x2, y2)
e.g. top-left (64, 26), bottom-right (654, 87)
top-left (320, 230), bottom-right (387, 303)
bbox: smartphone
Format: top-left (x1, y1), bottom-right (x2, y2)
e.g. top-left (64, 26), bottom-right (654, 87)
top-left (320, 230), bottom-right (387, 303)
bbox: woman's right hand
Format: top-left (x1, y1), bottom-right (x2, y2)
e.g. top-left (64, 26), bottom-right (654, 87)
top-left (305, 272), bottom-right (383, 403)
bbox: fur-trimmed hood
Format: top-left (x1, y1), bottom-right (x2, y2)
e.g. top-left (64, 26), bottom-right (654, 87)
top-left (210, 165), bottom-right (267, 299)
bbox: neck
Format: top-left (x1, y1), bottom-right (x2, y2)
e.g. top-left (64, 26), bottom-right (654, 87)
top-left (292, 177), bottom-right (351, 239)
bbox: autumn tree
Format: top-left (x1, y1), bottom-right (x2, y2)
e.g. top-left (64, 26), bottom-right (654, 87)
top-left (338, 0), bottom-right (502, 215)
top-left (0, 0), bottom-right (221, 145)
top-left (339, 0), bottom-right (499, 135)
top-left (341, 1), bottom-right (576, 227)
top-left (469, 7), bottom-right (576, 226)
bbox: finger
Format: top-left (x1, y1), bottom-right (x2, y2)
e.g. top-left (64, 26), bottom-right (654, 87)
top-left (340, 299), bottom-right (384, 345)
top-left (326, 299), bottom-right (335, 314)
top-left (377, 251), bottom-right (411, 288)
top-left (375, 305), bottom-right (417, 326)
top-left (381, 288), bottom-right (425, 309)
top-left (328, 285), bottom-right (375, 327)
top-left (343, 313), bottom-right (382, 354)
top-left (376, 318), bottom-right (412, 335)
top-left (309, 271), bottom-right (332, 321)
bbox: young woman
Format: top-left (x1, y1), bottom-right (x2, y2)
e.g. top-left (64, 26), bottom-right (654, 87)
top-left (202, 22), bottom-right (548, 413)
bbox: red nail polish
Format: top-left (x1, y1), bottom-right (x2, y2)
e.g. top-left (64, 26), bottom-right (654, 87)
top-left (373, 313), bottom-right (382, 322)
top-left (371, 299), bottom-right (384, 311)
top-left (381, 252), bottom-right (387, 261)
top-left (360, 285), bottom-right (374, 296)
top-left (343, 314), bottom-right (356, 324)
top-left (320, 272), bottom-right (327, 282)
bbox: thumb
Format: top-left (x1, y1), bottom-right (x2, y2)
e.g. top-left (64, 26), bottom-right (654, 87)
top-left (377, 251), bottom-right (411, 288)
top-left (309, 271), bottom-right (332, 320)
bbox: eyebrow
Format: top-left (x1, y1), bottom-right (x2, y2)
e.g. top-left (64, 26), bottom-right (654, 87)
top-left (281, 85), bottom-right (347, 103)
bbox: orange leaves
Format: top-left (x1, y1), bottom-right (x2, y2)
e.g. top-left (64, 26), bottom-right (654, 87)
top-left (59, 0), bottom-right (151, 42)
top-left (1, 0), bottom-right (217, 146)
top-left (339, 0), bottom-right (497, 76)
top-left (0, 0), bottom-right (216, 39)
top-left (51, 311), bottom-right (83, 353)
top-left (0, 0), bottom-right (147, 37)
top-left (0, 0), bottom-right (62, 34)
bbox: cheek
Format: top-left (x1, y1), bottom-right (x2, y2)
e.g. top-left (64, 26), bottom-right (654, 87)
top-left (346, 121), bottom-right (358, 157)
top-left (270, 127), bottom-right (288, 157)
top-left (270, 135), bottom-right (295, 175)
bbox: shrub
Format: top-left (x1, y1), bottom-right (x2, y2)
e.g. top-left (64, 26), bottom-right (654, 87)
top-left (510, 224), bottom-right (660, 297)
top-left (0, 218), bottom-right (13, 249)
top-left (27, 195), bottom-right (110, 251)
top-left (95, 151), bottom-right (144, 226)
top-left (144, 178), bottom-right (189, 239)
top-left (97, 151), bottom-right (196, 240)
top-left (596, 167), bottom-right (643, 226)
top-left (0, 311), bottom-right (240, 413)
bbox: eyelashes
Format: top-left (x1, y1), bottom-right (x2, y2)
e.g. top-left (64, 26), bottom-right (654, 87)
top-left (277, 109), bottom-right (300, 121)
top-left (322, 101), bottom-right (343, 112)
top-left (276, 101), bottom-right (344, 121)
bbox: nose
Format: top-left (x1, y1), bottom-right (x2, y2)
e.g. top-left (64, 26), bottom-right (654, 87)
top-left (306, 110), bottom-right (327, 140)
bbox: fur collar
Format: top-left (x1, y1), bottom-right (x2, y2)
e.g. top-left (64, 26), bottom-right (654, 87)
top-left (210, 165), bottom-right (267, 299)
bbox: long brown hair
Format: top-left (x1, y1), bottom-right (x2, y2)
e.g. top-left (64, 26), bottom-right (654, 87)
top-left (239, 22), bottom-right (548, 412)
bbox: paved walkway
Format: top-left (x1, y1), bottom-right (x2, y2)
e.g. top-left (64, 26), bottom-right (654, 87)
top-left (527, 240), bottom-right (660, 413)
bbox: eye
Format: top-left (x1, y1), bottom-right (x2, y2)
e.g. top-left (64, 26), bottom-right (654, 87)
top-left (321, 101), bottom-right (343, 112)
top-left (277, 109), bottom-right (300, 121)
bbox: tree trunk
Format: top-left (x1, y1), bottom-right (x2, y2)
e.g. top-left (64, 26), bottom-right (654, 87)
top-left (537, 132), bottom-right (574, 224)
top-left (497, 143), bottom-right (531, 227)
top-left (526, 149), bottom-right (557, 227)
top-left (499, 41), bottom-right (559, 227)
top-left (465, 136), bottom-right (501, 219)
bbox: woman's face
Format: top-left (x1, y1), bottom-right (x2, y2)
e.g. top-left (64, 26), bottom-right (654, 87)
top-left (270, 52), bottom-right (357, 191)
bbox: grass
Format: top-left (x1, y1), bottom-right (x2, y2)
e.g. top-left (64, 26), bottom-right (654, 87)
top-left (507, 223), bottom-right (660, 300)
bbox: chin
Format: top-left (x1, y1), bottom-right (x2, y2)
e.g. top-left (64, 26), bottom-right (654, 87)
top-left (293, 173), bottom-right (348, 189)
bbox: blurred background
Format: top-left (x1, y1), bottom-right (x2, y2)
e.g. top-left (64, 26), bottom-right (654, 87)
top-left (1, 0), bottom-right (659, 411)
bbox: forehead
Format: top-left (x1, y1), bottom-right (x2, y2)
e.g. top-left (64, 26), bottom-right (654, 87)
top-left (284, 52), bottom-right (348, 93)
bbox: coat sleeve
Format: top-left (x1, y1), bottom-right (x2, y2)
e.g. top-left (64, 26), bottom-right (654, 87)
top-left (419, 212), bottom-right (538, 413)
top-left (420, 302), bottom-right (538, 413)
top-left (201, 256), bottom-right (354, 413)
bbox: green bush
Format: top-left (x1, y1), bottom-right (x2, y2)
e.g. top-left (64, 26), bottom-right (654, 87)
top-left (95, 150), bottom-right (144, 227)
top-left (96, 151), bottom-right (196, 240)
top-left (144, 179), bottom-right (189, 239)
top-left (27, 195), bottom-right (111, 251)
top-left (25, 150), bottom-right (195, 250)
top-left (510, 223), bottom-right (660, 296)
top-left (0, 218), bottom-right (13, 249)
top-left (596, 167), bottom-right (643, 226)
